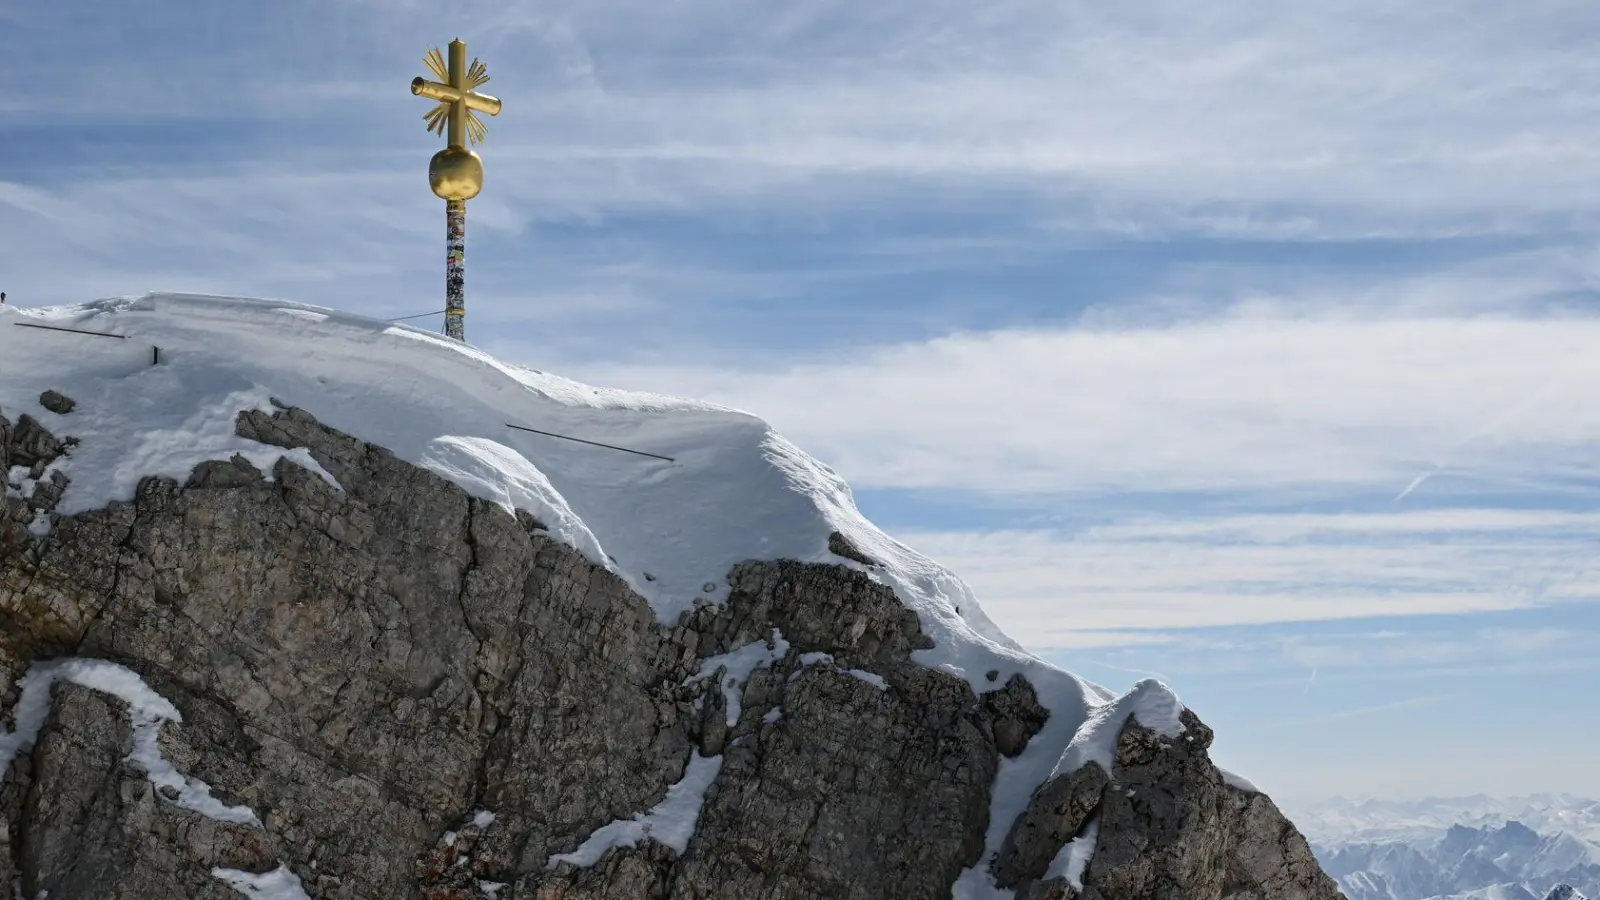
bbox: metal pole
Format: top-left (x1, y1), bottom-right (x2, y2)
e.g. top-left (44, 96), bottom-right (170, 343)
top-left (445, 199), bottom-right (466, 340)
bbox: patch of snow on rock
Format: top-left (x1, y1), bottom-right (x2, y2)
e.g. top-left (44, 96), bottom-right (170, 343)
top-left (0, 659), bottom-right (326, 895)
top-left (1219, 766), bottom-right (1260, 793)
top-left (128, 708), bottom-right (260, 825)
top-left (1045, 816), bottom-right (1101, 891)
top-left (211, 865), bottom-right (314, 900)
top-left (547, 752), bottom-right (726, 868)
top-left (0, 658), bottom-right (258, 825)
top-left (842, 668), bottom-right (888, 691)
top-left (956, 679), bottom-right (1185, 899)
top-left (688, 631), bottom-right (790, 726)
top-left (787, 651), bottom-right (886, 691)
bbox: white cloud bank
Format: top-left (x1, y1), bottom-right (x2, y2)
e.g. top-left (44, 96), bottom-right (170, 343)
top-left (558, 293), bottom-right (1600, 638)
top-left (903, 509), bottom-right (1600, 638)
top-left (569, 306), bottom-right (1600, 497)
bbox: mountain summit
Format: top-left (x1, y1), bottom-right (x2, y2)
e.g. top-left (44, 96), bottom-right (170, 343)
top-left (1, 294), bottom-right (1342, 899)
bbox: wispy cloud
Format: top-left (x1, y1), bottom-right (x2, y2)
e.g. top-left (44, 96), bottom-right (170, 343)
top-left (1057, 625), bottom-right (1600, 683)
top-left (14, 0), bottom-right (1600, 236)
top-left (891, 506), bottom-right (1600, 639)
top-left (568, 291), bottom-right (1600, 496)
top-left (1245, 693), bottom-right (1460, 731)
top-left (1276, 626), bottom-right (1588, 671)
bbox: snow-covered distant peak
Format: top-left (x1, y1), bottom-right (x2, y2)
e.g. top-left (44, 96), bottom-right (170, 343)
top-left (1542, 884), bottom-right (1589, 900)
top-left (1428, 885), bottom-right (1540, 900)
top-left (1531, 832), bottom-right (1600, 874)
top-left (1290, 795), bottom-right (1600, 846)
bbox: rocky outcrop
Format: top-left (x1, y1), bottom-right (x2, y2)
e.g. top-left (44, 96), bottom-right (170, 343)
top-left (993, 707), bottom-right (1339, 900)
top-left (1, 399), bottom-right (1341, 899)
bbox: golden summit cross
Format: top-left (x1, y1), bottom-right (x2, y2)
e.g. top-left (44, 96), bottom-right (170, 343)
top-left (410, 39), bottom-right (502, 341)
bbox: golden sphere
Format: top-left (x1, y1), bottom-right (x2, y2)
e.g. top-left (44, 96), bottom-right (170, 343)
top-left (429, 146), bottom-right (484, 200)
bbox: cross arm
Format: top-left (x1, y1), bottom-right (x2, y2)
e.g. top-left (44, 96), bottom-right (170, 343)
top-left (411, 78), bottom-right (503, 116)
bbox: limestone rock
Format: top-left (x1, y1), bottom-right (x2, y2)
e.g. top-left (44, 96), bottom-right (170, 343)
top-left (38, 390), bottom-right (76, 415)
top-left (997, 708), bottom-right (1342, 900)
top-left (994, 761), bottom-right (1108, 887)
top-left (0, 404), bottom-right (1341, 900)
top-left (981, 673), bottom-right (1051, 758)
top-left (827, 530), bottom-right (877, 567)
top-left (19, 684), bottom-right (277, 899)
top-left (7, 413), bottom-right (70, 470)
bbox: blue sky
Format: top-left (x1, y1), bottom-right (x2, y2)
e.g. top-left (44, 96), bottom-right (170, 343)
top-left (5, 0), bottom-right (1599, 801)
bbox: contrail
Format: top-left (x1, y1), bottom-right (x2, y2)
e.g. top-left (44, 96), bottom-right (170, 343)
top-left (1392, 379), bottom-right (1572, 504)
top-left (1302, 666), bottom-right (1317, 695)
top-left (1393, 472), bottom-right (1433, 503)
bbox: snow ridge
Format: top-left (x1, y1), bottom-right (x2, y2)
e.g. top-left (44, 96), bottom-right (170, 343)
top-left (1219, 767), bottom-right (1261, 793)
top-left (1052, 678), bottom-right (1186, 780)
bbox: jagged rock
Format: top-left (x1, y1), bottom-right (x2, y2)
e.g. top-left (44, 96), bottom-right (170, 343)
top-left (981, 673), bottom-right (1051, 758)
top-left (1, 408), bottom-right (76, 569)
top-left (185, 454), bottom-right (267, 490)
top-left (994, 760), bottom-right (1108, 887)
top-left (8, 414), bottom-right (69, 470)
top-left (994, 707), bottom-right (1339, 900)
top-left (38, 391), bottom-right (76, 415)
top-left (0, 405), bottom-right (1340, 900)
top-left (20, 683), bottom-right (278, 899)
top-left (0, 407), bottom-right (991, 899)
top-left (1005, 708), bottom-right (1339, 900)
top-left (827, 530), bottom-right (877, 566)
top-left (529, 842), bottom-right (676, 898)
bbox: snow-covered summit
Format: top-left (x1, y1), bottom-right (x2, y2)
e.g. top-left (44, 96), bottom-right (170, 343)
top-left (3, 294), bottom-right (1024, 673)
top-left (0, 292), bottom-right (1194, 898)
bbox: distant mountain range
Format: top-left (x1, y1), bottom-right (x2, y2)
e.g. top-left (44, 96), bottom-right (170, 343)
top-left (1416, 886), bottom-right (1588, 900)
top-left (1282, 795), bottom-right (1600, 900)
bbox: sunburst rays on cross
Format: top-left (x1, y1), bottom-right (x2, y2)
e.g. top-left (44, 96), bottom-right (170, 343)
top-left (421, 47), bottom-right (494, 144)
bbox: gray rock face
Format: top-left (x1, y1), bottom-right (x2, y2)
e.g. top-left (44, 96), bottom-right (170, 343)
top-left (994, 758), bottom-right (1109, 888)
top-left (38, 391), bottom-right (76, 416)
top-left (1, 401), bottom-right (1341, 900)
top-left (998, 709), bottom-right (1342, 900)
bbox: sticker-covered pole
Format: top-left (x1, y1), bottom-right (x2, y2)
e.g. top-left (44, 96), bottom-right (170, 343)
top-left (412, 37), bottom-right (500, 343)
top-left (445, 199), bottom-right (466, 340)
